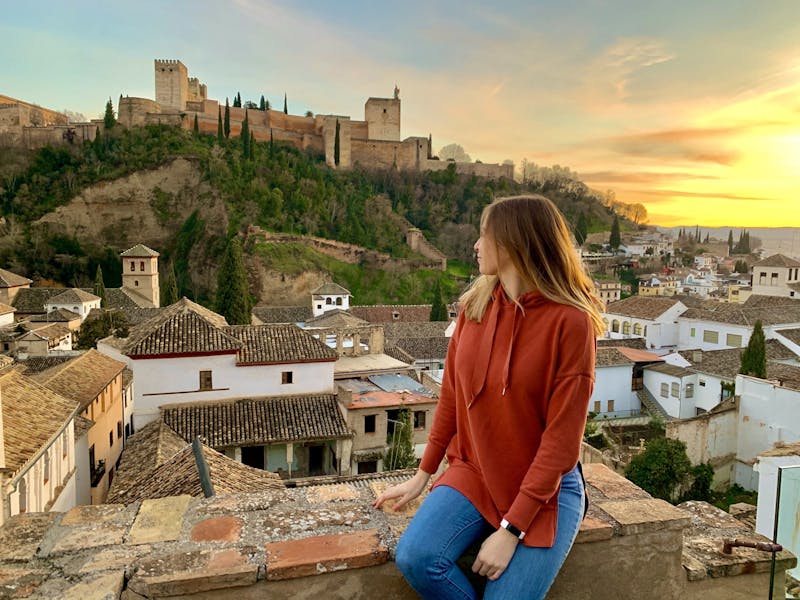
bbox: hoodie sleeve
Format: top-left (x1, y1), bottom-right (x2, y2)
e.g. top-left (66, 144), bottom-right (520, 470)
top-left (504, 311), bottom-right (595, 533)
top-left (418, 313), bottom-right (464, 475)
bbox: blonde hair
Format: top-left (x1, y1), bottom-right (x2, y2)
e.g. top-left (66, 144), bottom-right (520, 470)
top-left (461, 195), bottom-right (605, 336)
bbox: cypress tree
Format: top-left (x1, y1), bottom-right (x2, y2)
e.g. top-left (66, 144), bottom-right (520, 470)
top-left (93, 265), bottom-right (107, 307)
top-left (703, 232), bottom-right (709, 244)
top-left (162, 262), bottom-right (179, 306)
top-left (217, 106), bottom-right (223, 143)
top-left (233, 92), bottom-right (242, 108)
top-left (103, 98), bottom-right (116, 130)
top-left (430, 279), bottom-right (448, 321)
top-left (259, 95), bottom-right (266, 111)
top-left (224, 98), bottom-right (231, 139)
top-left (283, 93), bottom-right (288, 114)
top-left (384, 408), bottom-right (417, 470)
top-left (609, 215), bottom-right (621, 250)
top-left (695, 226), bottom-right (700, 242)
top-left (740, 320), bottom-right (767, 379)
top-left (334, 119), bottom-right (340, 166)
top-left (575, 212), bottom-right (589, 246)
top-left (215, 238), bottom-right (252, 325)
top-left (727, 230), bottom-right (734, 254)
top-left (249, 131), bottom-right (255, 160)
top-left (193, 114), bottom-right (199, 136)
top-left (241, 110), bottom-right (250, 159)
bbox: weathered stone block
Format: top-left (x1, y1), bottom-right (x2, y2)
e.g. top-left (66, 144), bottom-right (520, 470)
top-left (305, 484), bottom-right (359, 503)
top-left (598, 499), bottom-right (690, 536)
top-left (0, 513), bottom-right (59, 562)
top-left (127, 495), bottom-right (191, 545)
top-left (191, 516), bottom-right (243, 543)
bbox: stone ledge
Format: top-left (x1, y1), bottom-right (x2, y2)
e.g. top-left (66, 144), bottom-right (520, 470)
top-left (126, 495), bottom-right (191, 545)
top-left (598, 498), bottom-right (691, 536)
top-left (265, 530), bottom-right (388, 581)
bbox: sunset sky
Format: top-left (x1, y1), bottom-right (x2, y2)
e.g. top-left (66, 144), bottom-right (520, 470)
top-left (2, 1), bottom-right (799, 227)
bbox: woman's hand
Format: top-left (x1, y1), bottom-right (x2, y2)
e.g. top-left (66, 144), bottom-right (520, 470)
top-left (471, 528), bottom-right (519, 581)
top-left (372, 470), bottom-right (431, 511)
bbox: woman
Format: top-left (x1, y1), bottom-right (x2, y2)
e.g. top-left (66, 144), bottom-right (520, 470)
top-left (373, 195), bottom-right (605, 599)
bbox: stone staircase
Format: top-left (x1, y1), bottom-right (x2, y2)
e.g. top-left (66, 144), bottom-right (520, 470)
top-left (637, 387), bottom-right (673, 421)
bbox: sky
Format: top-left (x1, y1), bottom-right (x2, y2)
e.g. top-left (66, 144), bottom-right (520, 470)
top-left (2, 1), bottom-right (799, 227)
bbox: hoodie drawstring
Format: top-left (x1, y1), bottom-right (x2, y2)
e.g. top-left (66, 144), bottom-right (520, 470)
top-left (501, 304), bottom-right (523, 395)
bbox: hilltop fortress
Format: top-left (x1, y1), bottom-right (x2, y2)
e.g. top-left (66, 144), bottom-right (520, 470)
top-left (1, 59), bottom-right (511, 178)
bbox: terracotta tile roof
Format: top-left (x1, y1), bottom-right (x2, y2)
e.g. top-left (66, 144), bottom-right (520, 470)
top-left (46, 288), bottom-right (99, 305)
top-left (753, 254), bottom-right (800, 268)
top-left (681, 301), bottom-right (800, 326)
top-left (604, 296), bottom-right (684, 320)
top-left (0, 268), bottom-right (31, 288)
top-left (34, 349), bottom-right (125, 411)
top-left (122, 298), bottom-right (239, 357)
top-left (11, 288), bottom-right (67, 314)
top-left (645, 363), bottom-right (693, 377)
top-left (384, 345), bottom-right (414, 364)
top-left (74, 415), bottom-right (94, 438)
top-left (107, 421), bottom-right (283, 504)
top-left (120, 244), bottom-right (159, 257)
top-left (597, 338), bottom-right (648, 350)
top-left (615, 347), bottom-right (664, 363)
top-left (0, 369), bottom-right (78, 473)
top-left (383, 322), bottom-right (451, 346)
top-left (16, 355), bottom-right (77, 375)
top-left (252, 305), bottom-right (313, 324)
top-left (17, 322), bottom-right (71, 341)
top-left (161, 395), bottom-right (352, 448)
top-left (595, 348), bottom-right (634, 367)
top-left (776, 328), bottom-right (800, 346)
top-left (349, 305), bottom-right (432, 323)
top-left (304, 310), bottom-right (369, 328)
top-left (27, 308), bottom-right (79, 322)
top-left (678, 340), bottom-right (798, 380)
top-left (392, 337), bottom-right (450, 361)
top-left (0, 303), bottom-right (15, 316)
top-left (743, 294), bottom-right (800, 308)
top-left (311, 283), bottom-right (351, 296)
top-left (764, 363), bottom-right (800, 391)
top-left (223, 324), bottom-right (338, 365)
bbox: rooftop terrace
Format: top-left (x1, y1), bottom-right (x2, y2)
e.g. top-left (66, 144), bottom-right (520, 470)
top-left (0, 463), bottom-right (794, 599)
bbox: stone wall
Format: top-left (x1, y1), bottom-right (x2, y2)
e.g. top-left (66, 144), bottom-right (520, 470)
top-left (423, 158), bottom-right (514, 179)
top-left (365, 98), bottom-right (400, 141)
top-left (118, 97), bottom-right (161, 128)
top-left (154, 59), bottom-right (189, 111)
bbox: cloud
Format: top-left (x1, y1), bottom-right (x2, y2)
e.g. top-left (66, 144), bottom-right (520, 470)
top-left (626, 189), bottom-right (776, 202)
top-left (580, 170), bottom-right (719, 184)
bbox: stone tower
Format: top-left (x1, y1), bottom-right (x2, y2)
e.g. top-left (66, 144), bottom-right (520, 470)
top-left (154, 59), bottom-right (189, 111)
top-left (121, 244), bottom-right (160, 308)
top-left (365, 98), bottom-right (400, 141)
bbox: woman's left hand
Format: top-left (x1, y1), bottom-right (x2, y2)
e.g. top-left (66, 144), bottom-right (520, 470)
top-left (471, 528), bottom-right (520, 581)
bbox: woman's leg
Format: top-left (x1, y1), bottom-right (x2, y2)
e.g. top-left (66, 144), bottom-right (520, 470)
top-left (484, 465), bottom-right (585, 600)
top-left (395, 485), bottom-right (490, 600)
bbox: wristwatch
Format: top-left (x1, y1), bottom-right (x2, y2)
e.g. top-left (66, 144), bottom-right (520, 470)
top-left (500, 518), bottom-right (525, 540)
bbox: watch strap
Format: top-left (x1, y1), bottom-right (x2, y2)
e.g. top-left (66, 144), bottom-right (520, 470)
top-left (500, 518), bottom-right (525, 539)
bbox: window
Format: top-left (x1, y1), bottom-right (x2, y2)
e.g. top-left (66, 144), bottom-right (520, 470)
top-left (117, 421), bottom-right (123, 440)
top-left (633, 323), bottom-right (642, 335)
top-left (671, 382), bottom-right (679, 397)
top-left (130, 261), bottom-right (135, 272)
top-left (685, 384), bottom-right (694, 399)
top-left (364, 414), bottom-right (376, 433)
top-left (699, 379), bottom-right (706, 387)
top-left (593, 400), bottom-right (601, 413)
top-left (336, 297), bottom-right (342, 306)
top-left (392, 311), bottom-right (400, 321)
top-left (771, 272), bottom-right (779, 285)
top-left (607, 399), bottom-right (615, 412)
top-left (703, 330), bottom-right (719, 344)
top-left (281, 371), bottom-right (293, 384)
top-left (611, 320), bottom-right (619, 333)
top-left (414, 411), bottom-right (426, 429)
top-left (326, 297), bottom-right (332, 305)
top-left (134, 280), bottom-right (139, 287)
top-left (622, 321), bottom-right (631, 335)
top-left (690, 327), bottom-right (696, 337)
top-left (759, 273), bottom-right (766, 285)
top-left (199, 370), bottom-right (213, 391)
top-left (726, 333), bottom-right (743, 347)
top-left (660, 383), bottom-right (668, 398)
top-left (109, 431), bottom-right (114, 447)
top-left (317, 304), bottom-right (322, 310)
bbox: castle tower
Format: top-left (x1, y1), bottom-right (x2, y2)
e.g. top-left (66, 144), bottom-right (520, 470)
top-left (121, 244), bottom-right (160, 308)
top-left (365, 98), bottom-right (401, 141)
top-left (154, 59), bottom-right (189, 111)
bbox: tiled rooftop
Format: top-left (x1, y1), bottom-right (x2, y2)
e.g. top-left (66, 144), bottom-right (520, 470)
top-left (15, 355), bottom-right (77, 375)
top-left (120, 243), bottom-right (159, 257)
top-left (678, 340), bottom-right (798, 380)
top-left (391, 336), bottom-right (450, 361)
top-left (349, 304), bottom-right (432, 323)
top-left (11, 288), bottom-right (67, 314)
top-left (161, 394), bottom-right (352, 448)
top-left (645, 363), bottom-right (694, 377)
top-left (224, 324), bottom-right (338, 364)
top-left (681, 301), bottom-right (800, 326)
top-left (33, 349), bottom-right (126, 411)
top-left (595, 347), bottom-right (634, 367)
top-left (596, 337), bottom-right (648, 350)
top-left (303, 310), bottom-right (368, 328)
top-left (251, 305), bottom-right (312, 324)
top-left (604, 296), bottom-right (684, 319)
top-left (46, 288), bottom-right (100, 305)
top-left (0, 303), bottom-right (14, 316)
top-left (311, 282), bottom-right (351, 296)
top-left (0, 369), bottom-right (78, 472)
top-left (27, 308), bottom-right (80, 322)
top-left (0, 268), bottom-right (31, 288)
top-left (776, 327), bottom-right (800, 346)
top-left (753, 253), bottom-right (800, 268)
top-left (382, 321), bottom-right (451, 346)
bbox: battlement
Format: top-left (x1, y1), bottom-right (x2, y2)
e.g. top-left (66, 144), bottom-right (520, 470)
top-left (154, 59), bottom-right (185, 67)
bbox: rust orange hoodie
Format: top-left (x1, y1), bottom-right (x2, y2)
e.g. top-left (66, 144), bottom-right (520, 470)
top-left (419, 284), bottom-right (596, 547)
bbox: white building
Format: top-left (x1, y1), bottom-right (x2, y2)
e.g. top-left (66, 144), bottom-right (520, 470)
top-left (642, 363), bottom-right (698, 419)
top-left (0, 365), bottom-right (80, 526)
top-left (44, 288), bottom-right (101, 322)
top-left (311, 282), bottom-right (351, 317)
top-left (602, 296), bottom-right (688, 351)
top-left (750, 253), bottom-right (800, 298)
top-left (590, 348), bottom-right (637, 417)
top-left (98, 298), bottom-right (338, 429)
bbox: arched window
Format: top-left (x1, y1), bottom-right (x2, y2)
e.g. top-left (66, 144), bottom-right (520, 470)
top-left (612, 320), bottom-right (620, 333)
top-left (336, 297), bottom-right (342, 306)
top-left (18, 478), bottom-right (27, 513)
top-left (325, 298), bottom-right (332, 305)
top-left (130, 261), bottom-right (135, 272)
top-left (622, 321), bottom-right (631, 335)
top-left (633, 323), bottom-right (642, 335)
top-left (139, 261), bottom-right (145, 272)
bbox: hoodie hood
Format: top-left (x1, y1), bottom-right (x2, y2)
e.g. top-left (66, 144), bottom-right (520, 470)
top-left (469, 283), bottom-right (547, 404)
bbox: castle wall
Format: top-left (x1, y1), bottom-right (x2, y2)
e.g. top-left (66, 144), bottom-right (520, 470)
top-left (154, 59), bottom-right (189, 111)
top-left (322, 116), bottom-right (351, 168)
top-left (118, 97), bottom-right (161, 128)
top-left (365, 98), bottom-right (400, 141)
top-left (422, 158), bottom-right (513, 179)
top-left (350, 137), bottom-right (428, 170)
top-left (22, 123), bottom-right (98, 149)
top-left (350, 121), bottom-right (369, 139)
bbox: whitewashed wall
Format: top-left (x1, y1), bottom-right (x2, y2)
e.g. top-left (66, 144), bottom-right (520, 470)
top-left (642, 369), bottom-right (697, 419)
top-left (591, 364), bottom-right (638, 417)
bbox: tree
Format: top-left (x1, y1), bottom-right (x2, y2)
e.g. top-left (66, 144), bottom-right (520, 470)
top-left (384, 408), bottom-right (417, 470)
top-left (734, 259), bottom-right (749, 274)
top-left (161, 262), bottom-right (179, 306)
top-left (625, 437), bottom-right (691, 502)
top-left (76, 310), bottom-right (129, 349)
top-left (575, 212), bottom-right (588, 246)
top-left (233, 92), bottom-right (242, 108)
top-left (609, 215), bottom-right (621, 250)
top-left (283, 93), bottom-right (288, 114)
top-left (193, 114), bottom-right (199, 136)
top-left (224, 98), bottom-right (231, 139)
top-left (259, 95), bottom-right (266, 111)
top-left (93, 265), bottom-right (107, 307)
top-left (241, 110), bottom-right (250, 160)
top-left (103, 98), bottom-right (116, 130)
top-left (333, 119), bottom-right (340, 166)
top-left (215, 237), bottom-right (252, 325)
top-left (217, 106), bottom-right (223, 143)
top-left (438, 143), bottom-right (470, 163)
top-left (727, 230), bottom-right (734, 254)
top-left (430, 279), bottom-right (448, 321)
top-left (305, 110), bottom-right (314, 117)
top-left (740, 320), bottom-right (766, 379)
top-left (249, 131), bottom-right (255, 161)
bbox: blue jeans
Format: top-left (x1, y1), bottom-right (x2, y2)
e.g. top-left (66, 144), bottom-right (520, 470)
top-left (395, 466), bottom-right (584, 600)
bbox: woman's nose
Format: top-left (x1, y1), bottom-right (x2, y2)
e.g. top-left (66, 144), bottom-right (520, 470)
top-left (474, 239), bottom-right (480, 252)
